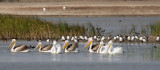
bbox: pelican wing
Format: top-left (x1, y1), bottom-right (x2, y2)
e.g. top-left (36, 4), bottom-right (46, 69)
top-left (14, 45), bottom-right (30, 51)
top-left (41, 45), bottom-right (52, 51)
top-left (91, 44), bottom-right (99, 51)
top-left (67, 43), bottom-right (78, 51)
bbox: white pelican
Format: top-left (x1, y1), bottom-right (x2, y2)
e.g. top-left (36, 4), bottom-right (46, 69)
top-left (34, 41), bottom-right (52, 52)
top-left (8, 39), bottom-right (30, 52)
top-left (97, 40), bottom-right (123, 54)
top-left (50, 40), bottom-right (62, 54)
top-left (62, 39), bottom-right (79, 53)
top-left (84, 38), bottom-right (100, 53)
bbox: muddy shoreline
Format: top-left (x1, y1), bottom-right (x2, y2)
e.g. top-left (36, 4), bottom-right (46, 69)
top-left (0, 1), bottom-right (160, 16)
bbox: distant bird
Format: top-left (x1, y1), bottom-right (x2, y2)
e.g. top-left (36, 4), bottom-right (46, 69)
top-left (113, 36), bottom-right (117, 40)
top-left (71, 37), bottom-right (75, 41)
top-left (46, 39), bottom-right (50, 43)
top-left (61, 36), bottom-right (65, 41)
top-left (43, 8), bottom-right (46, 12)
top-left (156, 36), bottom-right (160, 42)
top-left (63, 6), bottom-right (66, 10)
top-left (139, 36), bottom-right (143, 41)
top-left (142, 38), bottom-right (146, 42)
top-left (67, 36), bottom-right (70, 40)
top-left (101, 36), bottom-right (105, 41)
top-left (119, 37), bottom-right (123, 42)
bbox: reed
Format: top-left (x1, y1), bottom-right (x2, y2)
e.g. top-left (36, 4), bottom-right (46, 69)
top-left (0, 15), bottom-right (90, 40)
top-left (150, 22), bottom-right (160, 36)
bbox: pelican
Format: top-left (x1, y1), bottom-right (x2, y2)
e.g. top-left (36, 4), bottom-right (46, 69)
top-left (50, 40), bottom-right (62, 54)
top-left (8, 39), bottom-right (30, 52)
top-left (62, 39), bottom-right (79, 53)
top-left (34, 41), bottom-right (52, 52)
top-left (97, 40), bottom-right (123, 54)
top-left (84, 38), bottom-right (100, 53)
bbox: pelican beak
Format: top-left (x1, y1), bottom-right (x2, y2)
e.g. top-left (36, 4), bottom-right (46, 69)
top-left (62, 42), bottom-right (68, 50)
top-left (8, 41), bottom-right (15, 50)
top-left (106, 43), bottom-right (112, 52)
top-left (97, 43), bottom-right (103, 53)
top-left (84, 40), bottom-right (92, 50)
top-left (34, 43), bottom-right (41, 51)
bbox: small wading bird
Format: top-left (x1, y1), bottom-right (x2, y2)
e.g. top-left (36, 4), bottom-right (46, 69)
top-left (8, 39), bottom-right (30, 52)
top-left (97, 40), bottom-right (123, 54)
top-left (84, 38), bottom-right (100, 53)
top-left (62, 39), bottom-right (79, 53)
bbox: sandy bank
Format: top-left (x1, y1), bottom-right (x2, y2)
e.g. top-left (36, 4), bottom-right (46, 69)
top-left (0, 1), bottom-right (160, 16)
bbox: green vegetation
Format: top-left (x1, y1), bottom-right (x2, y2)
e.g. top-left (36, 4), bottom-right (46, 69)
top-left (150, 22), bottom-right (160, 36)
top-left (0, 15), bottom-right (99, 40)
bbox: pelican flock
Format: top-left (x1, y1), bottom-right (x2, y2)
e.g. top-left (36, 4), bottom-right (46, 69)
top-left (7, 35), bottom-right (160, 55)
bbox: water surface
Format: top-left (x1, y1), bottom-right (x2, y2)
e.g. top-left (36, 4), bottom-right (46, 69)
top-left (40, 16), bottom-right (160, 35)
top-left (0, 40), bottom-right (160, 70)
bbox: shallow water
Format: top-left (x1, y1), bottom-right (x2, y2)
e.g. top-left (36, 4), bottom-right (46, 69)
top-left (0, 40), bottom-right (160, 70)
top-left (40, 16), bottom-right (160, 35)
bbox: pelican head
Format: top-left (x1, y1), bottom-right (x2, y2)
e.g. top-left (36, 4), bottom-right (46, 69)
top-left (62, 40), bottom-right (69, 50)
top-left (8, 39), bottom-right (16, 50)
top-left (84, 38), bottom-right (93, 50)
top-left (34, 41), bottom-right (42, 51)
top-left (106, 40), bottom-right (113, 52)
top-left (53, 40), bottom-right (57, 45)
top-left (97, 41), bottom-right (104, 53)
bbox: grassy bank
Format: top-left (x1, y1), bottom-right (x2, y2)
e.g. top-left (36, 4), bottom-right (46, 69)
top-left (0, 15), bottom-right (93, 40)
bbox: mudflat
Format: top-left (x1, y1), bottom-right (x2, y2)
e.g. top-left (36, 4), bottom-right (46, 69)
top-left (0, 1), bottom-right (160, 16)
